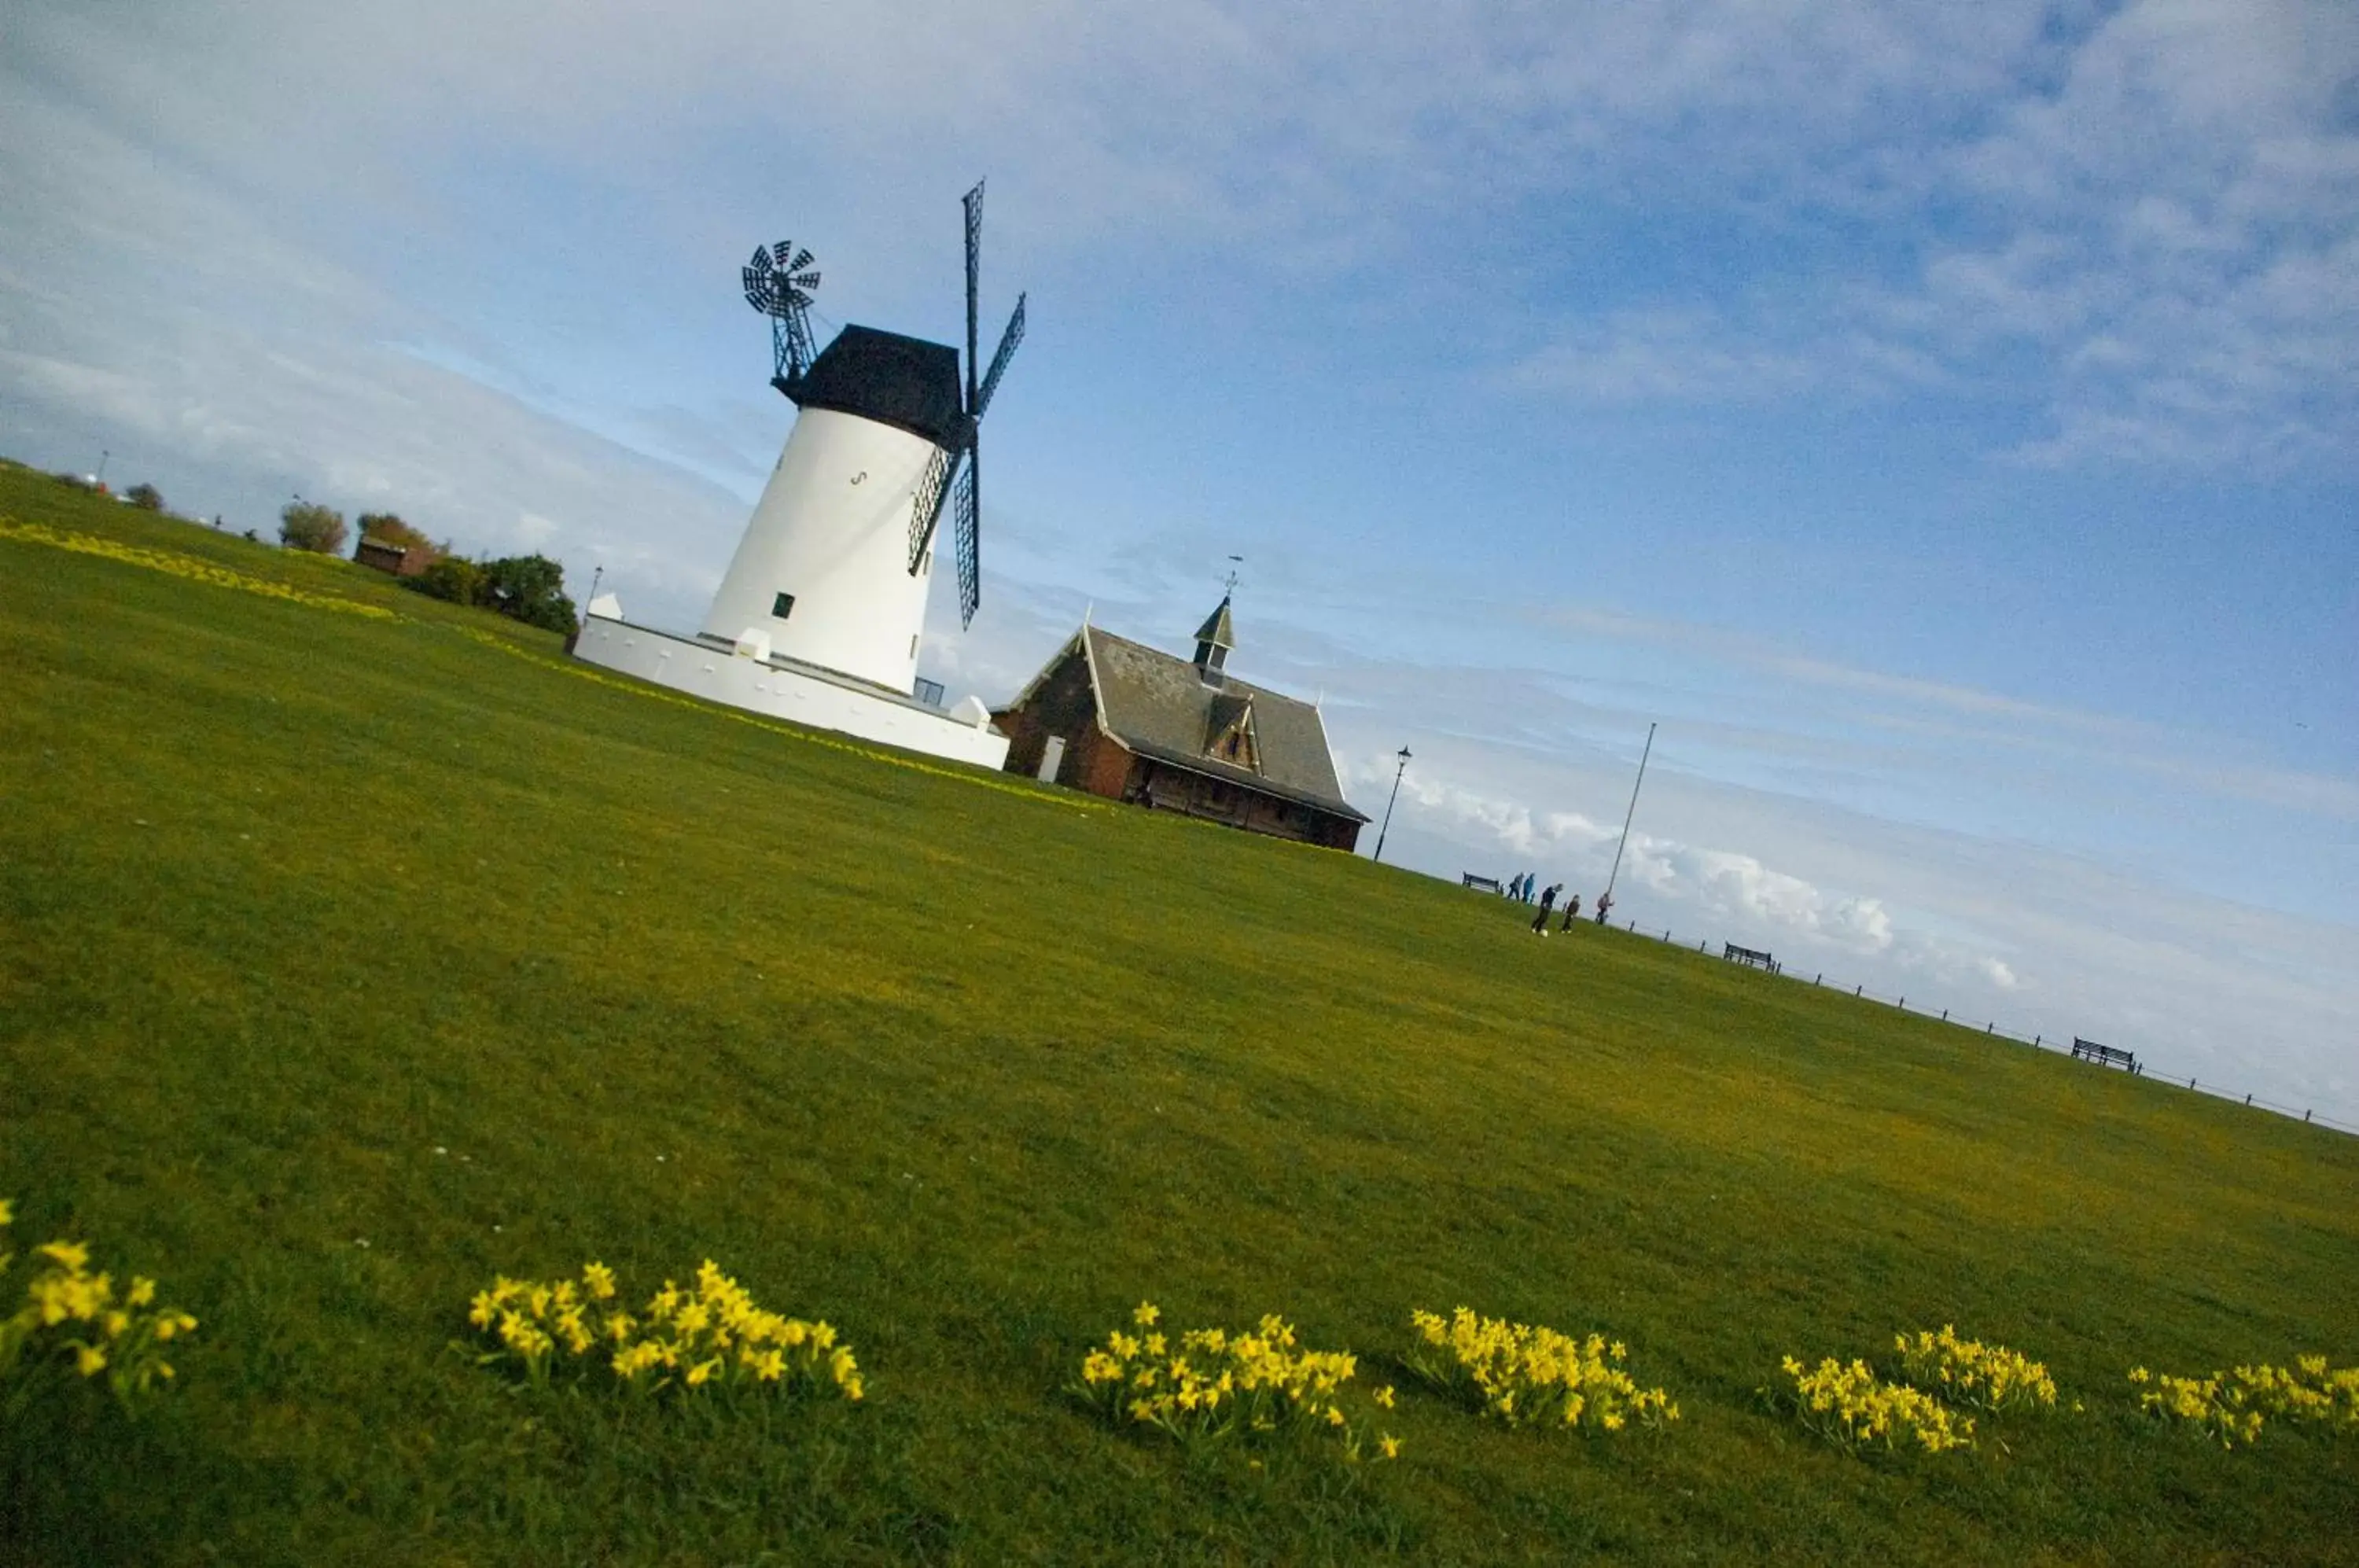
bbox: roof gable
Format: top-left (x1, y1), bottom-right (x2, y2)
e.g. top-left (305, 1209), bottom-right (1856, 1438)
top-left (1079, 627), bottom-right (1362, 819)
top-left (1205, 692), bottom-right (1258, 772)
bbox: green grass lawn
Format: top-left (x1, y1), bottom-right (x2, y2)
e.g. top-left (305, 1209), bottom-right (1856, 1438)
top-left (3, 461), bottom-right (2355, 1565)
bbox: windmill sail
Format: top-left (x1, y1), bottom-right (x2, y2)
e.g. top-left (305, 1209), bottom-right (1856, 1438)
top-left (953, 445), bottom-right (981, 628)
top-left (907, 444), bottom-right (961, 572)
top-left (976, 295), bottom-right (1025, 418)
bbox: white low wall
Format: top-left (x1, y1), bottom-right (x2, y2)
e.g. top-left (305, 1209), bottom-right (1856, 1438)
top-left (572, 617), bottom-right (1010, 771)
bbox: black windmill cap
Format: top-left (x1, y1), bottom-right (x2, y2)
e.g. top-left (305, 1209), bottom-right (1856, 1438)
top-left (793, 326), bottom-right (965, 448)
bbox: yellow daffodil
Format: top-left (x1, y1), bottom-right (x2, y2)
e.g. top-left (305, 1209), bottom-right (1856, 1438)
top-left (1408, 1307), bottom-right (1678, 1434)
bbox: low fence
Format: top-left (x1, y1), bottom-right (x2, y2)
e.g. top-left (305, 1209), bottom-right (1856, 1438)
top-left (1584, 912), bottom-right (2357, 1138)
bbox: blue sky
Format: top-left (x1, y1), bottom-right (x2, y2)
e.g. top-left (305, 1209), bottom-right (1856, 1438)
top-left (4, 1), bottom-right (2353, 1117)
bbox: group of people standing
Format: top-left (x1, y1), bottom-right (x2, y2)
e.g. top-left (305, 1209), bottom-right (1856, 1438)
top-left (1503, 872), bottom-right (1613, 935)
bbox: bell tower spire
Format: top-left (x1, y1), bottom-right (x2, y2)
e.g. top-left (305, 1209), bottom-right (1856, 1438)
top-left (1192, 594), bottom-right (1235, 682)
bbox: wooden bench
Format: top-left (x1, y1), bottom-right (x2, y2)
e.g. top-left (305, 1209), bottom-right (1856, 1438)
top-left (2070, 1037), bottom-right (2138, 1072)
top-left (1461, 874), bottom-right (1503, 894)
top-left (1722, 943), bottom-right (1780, 975)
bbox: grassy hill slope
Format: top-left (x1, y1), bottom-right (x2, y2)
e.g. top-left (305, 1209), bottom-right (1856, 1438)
top-left (3, 463), bottom-right (2354, 1564)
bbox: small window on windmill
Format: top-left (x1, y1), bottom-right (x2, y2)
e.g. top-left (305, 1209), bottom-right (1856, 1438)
top-left (771, 591), bottom-right (795, 620)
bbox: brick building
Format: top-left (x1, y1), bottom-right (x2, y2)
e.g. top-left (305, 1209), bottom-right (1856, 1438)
top-left (993, 597), bottom-right (1367, 850)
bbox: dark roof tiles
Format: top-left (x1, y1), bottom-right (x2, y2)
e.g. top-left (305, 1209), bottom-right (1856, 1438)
top-left (1082, 626), bottom-right (1365, 820)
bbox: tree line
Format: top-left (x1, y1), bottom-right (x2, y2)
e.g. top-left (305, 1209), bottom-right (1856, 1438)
top-left (282, 501), bottom-right (578, 635)
top-left (46, 470), bottom-right (580, 639)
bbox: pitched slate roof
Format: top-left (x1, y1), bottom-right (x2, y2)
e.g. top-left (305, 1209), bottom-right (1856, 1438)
top-left (1080, 625), bottom-right (1367, 821)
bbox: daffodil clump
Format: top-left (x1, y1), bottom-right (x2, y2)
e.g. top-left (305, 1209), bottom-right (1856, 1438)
top-left (2129, 1357), bottom-right (2359, 1448)
top-left (1782, 1356), bottom-right (1974, 1454)
top-left (1076, 1303), bottom-right (1400, 1460)
top-left (470, 1260), bottom-right (862, 1401)
top-left (0, 516), bottom-right (396, 619)
top-left (2236, 1357), bottom-right (2359, 1429)
top-left (1406, 1307), bottom-right (1679, 1434)
top-left (0, 1197), bottom-right (199, 1410)
top-left (1894, 1326), bottom-right (2058, 1415)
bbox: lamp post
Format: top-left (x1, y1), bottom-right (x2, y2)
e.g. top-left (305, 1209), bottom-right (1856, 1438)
top-left (1371, 746), bottom-right (1411, 864)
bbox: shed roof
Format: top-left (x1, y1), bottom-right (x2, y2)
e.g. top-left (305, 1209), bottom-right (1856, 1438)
top-left (1080, 626), bottom-right (1366, 821)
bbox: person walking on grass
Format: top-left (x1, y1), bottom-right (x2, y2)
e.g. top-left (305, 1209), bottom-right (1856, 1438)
top-left (1531, 882), bottom-right (1559, 933)
top-left (1594, 890), bottom-right (1614, 926)
top-left (1559, 892), bottom-right (1581, 932)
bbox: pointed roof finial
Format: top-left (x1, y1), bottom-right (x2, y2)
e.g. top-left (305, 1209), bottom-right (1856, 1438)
top-left (1193, 594), bottom-right (1235, 653)
top-left (1195, 554), bottom-right (1242, 653)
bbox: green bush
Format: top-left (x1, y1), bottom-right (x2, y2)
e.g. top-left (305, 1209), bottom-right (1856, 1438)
top-left (480, 554), bottom-right (578, 636)
top-left (278, 502), bottom-right (348, 555)
top-left (409, 556), bottom-right (485, 606)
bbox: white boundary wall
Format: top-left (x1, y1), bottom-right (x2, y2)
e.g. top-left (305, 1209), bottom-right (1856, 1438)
top-left (574, 616), bottom-right (1010, 771)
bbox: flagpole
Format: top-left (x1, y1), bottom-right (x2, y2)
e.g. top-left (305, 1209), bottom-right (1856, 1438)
top-left (1602, 722), bottom-right (1656, 904)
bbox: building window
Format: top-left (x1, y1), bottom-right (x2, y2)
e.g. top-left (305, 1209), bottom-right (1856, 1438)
top-left (909, 635), bottom-right (919, 658)
top-left (771, 591), bottom-right (795, 620)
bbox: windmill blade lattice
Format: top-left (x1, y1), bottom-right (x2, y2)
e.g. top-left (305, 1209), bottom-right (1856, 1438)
top-left (975, 294), bottom-right (1025, 418)
top-left (952, 445), bottom-right (981, 628)
top-left (906, 444), bottom-right (960, 573)
top-left (962, 182), bottom-right (984, 409)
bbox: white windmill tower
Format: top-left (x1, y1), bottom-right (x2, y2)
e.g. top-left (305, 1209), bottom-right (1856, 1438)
top-left (569, 182), bottom-right (1023, 769)
top-left (705, 182), bottom-right (1025, 690)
